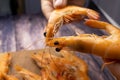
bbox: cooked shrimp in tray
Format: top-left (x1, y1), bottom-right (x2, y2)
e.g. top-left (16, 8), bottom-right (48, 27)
top-left (32, 49), bottom-right (90, 80)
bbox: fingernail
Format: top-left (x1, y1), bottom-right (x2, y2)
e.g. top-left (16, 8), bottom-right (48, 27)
top-left (53, 0), bottom-right (67, 9)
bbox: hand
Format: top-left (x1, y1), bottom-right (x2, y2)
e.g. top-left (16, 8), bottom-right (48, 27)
top-left (41, 0), bottom-right (85, 19)
top-left (41, 0), bottom-right (67, 20)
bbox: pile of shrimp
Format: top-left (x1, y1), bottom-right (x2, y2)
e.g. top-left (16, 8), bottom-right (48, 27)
top-left (15, 50), bottom-right (89, 80)
top-left (0, 49), bottom-right (90, 80)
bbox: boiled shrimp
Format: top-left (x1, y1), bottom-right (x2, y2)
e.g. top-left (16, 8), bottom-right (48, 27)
top-left (0, 53), bottom-right (11, 73)
top-left (44, 6), bottom-right (100, 41)
top-left (3, 74), bottom-right (18, 80)
top-left (32, 49), bottom-right (90, 80)
top-left (0, 53), bottom-right (11, 79)
top-left (46, 19), bottom-right (120, 60)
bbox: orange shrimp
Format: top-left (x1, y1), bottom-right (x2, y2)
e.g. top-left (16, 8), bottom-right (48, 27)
top-left (46, 19), bottom-right (120, 60)
top-left (0, 53), bottom-right (11, 80)
top-left (3, 74), bottom-right (18, 80)
top-left (44, 6), bottom-right (100, 41)
top-left (32, 49), bottom-right (90, 80)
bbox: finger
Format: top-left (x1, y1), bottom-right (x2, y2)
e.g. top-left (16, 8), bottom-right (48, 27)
top-left (85, 19), bottom-right (120, 35)
top-left (41, 0), bottom-right (54, 19)
top-left (53, 0), bottom-right (68, 9)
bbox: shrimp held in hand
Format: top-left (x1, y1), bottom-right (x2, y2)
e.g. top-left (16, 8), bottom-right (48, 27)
top-left (44, 6), bottom-right (100, 40)
top-left (46, 19), bottom-right (120, 60)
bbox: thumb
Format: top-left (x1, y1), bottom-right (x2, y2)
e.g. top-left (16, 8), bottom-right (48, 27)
top-left (53, 0), bottom-right (67, 9)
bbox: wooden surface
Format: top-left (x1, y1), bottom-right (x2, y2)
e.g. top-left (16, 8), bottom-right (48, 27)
top-left (0, 12), bottom-right (115, 80)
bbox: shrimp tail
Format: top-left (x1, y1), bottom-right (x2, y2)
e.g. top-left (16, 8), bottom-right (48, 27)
top-left (85, 19), bottom-right (120, 35)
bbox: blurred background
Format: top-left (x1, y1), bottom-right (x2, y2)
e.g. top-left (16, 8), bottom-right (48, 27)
top-left (0, 0), bottom-right (120, 26)
top-left (0, 0), bottom-right (41, 16)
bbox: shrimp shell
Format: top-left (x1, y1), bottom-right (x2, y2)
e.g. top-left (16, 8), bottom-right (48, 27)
top-left (44, 6), bottom-right (100, 41)
top-left (0, 53), bottom-right (11, 80)
top-left (32, 49), bottom-right (90, 80)
top-left (46, 19), bottom-right (120, 60)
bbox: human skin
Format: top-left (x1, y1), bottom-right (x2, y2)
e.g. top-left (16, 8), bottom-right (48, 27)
top-left (41, 0), bottom-right (85, 19)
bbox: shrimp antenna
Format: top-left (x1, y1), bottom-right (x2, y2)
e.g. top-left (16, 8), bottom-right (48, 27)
top-left (48, 47), bottom-right (60, 71)
top-left (39, 45), bottom-right (46, 71)
top-left (101, 61), bottom-right (115, 71)
top-left (23, 38), bottom-right (45, 50)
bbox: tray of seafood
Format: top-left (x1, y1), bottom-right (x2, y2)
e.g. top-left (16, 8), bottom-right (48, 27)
top-left (0, 48), bottom-right (90, 80)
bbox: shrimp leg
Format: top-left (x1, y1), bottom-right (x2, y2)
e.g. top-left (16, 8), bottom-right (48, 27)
top-left (46, 19), bottom-right (120, 60)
